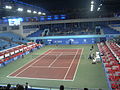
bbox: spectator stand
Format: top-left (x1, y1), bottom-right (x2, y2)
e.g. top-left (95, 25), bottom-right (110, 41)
top-left (97, 43), bottom-right (112, 90)
top-left (36, 43), bottom-right (43, 49)
top-left (98, 42), bottom-right (120, 90)
top-left (106, 41), bottom-right (120, 61)
top-left (0, 42), bottom-right (43, 67)
top-left (27, 42), bottom-right (41, 52)
top-left (0, 52), bottom-right (5, 67)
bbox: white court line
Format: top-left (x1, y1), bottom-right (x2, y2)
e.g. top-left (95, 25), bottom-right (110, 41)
top-left (63, 49), bottom-right (79, 80)
top-left (30, 66), bottom-right (69, 69)
top-left (45, 52), bottom-right (77, 53)
top-left (72, 48), bottom-right (84, 81)
top-left (51, 67), bottom-right (69, 69)
top-left (51, 49), bottom-right (78, 53)
top-left (7, 48), bottom-right (82, 81)
top-left (14, 49), bottom-right (54, 77)
top-left (7, 49), bottom-right (52, 77)
top-left (31, 66), bottom-right (48, 68)
top-left (42, 54), bottom-right (77, 55)
top-left (51, 48), bottom-right (78, 50)
top-left (48, 53), bottom-right (63, 67)
top-left (8, 76), bottom-right (73, 81)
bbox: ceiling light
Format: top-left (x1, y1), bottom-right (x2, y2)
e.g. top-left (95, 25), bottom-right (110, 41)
top-left (90, 5), bottom-right (94, 11)
top-left (91, 1), bottom-right (94, 5)
top-left (33, 11), bottom-right (37, 14)
top-left (42, 13), bottom-right (46, 15)
top-left (27, 10), bottom-right (32, 13)
top-left (97, 7), bottom-right (100, 11)
top-left (38, 12), bottom-right (42, 15)
top-left (5, 5), bottom-right (12, 9)
top-left (99, 4), bottom-right (102, 6)
top-left (17, 8), bottom-right (23, 12)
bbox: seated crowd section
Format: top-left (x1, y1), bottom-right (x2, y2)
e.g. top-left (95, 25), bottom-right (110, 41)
top-left (102, 26), bottom-right (120, 34)
top-left (110, 24), bottom-right (120, 33)
top-left (0, 83), bottom-right (65, 90)
top-left (0, 32), bottom-right (28, 50)
top-left (0, 83), bottom-right (26, 90)
top-left (27, 23), bottom-right (96, 37)
top-left (0, 32), bottom-right (42, 67)
top-left (26, 22), bottom-right (120, 37)
top-left (98, 41), bottom-right (120, 90)
top-left (0, 41), bottom-right (42, 67)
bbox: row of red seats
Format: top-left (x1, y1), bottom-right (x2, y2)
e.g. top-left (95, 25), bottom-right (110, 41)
top-left (0, 42), bottom-right (42, 66)
top-left (107, 42), bottom-right (120, 60)
top-left (98, 43), bottom-right (120, 90)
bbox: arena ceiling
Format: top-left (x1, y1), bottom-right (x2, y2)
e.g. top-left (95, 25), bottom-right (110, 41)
top-left (0, 0), bottom-right (120, 18)
top-left (18, 0), bottom-right (120, 13)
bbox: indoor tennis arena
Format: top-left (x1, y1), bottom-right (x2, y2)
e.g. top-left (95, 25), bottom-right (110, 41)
top-left (0, 0), bottom-right (120, 90)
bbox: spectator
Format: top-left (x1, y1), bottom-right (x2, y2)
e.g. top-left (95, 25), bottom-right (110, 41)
top-left (92, 57), bottom-right (96, 64)
top-left (118, 60), bottom-right (120, 64)
top-left (84, 88), bottom-right (88, 90)
top-left (88, 50), bottom-right (92, 60)
top-left (91, 45), bottom-right (94, 49)
top-left (2, 59), bottom-right (5, 66)
top-left (92, 53), bottom-right (95, 59)
top-left (16, 84), bottom-right (24, 90)
top-left (88, 54), bottom-right (92, 59)
top-left (6, 84), bottom-right (11, 90)
top-left (60, 85), bottom-right (64, 90)
top-left (25, 82), bottom-right (30, 90)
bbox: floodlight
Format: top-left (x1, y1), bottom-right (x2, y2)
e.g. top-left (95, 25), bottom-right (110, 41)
top-left (5, 5), bottom-right (12, 9)
top-left (99, 4), bottom-right (102, 6)
top-left (42, 13), bottom-right (46, 15)
top-left (97, 7), bottom-right (100, 11)
top-left (33, 11), bottom-right (37, 14)
top-left (17, 8), bottom-right (23, 11)
top-left (91, 1), bottom-right (94, 4)
top-left (90, 5), bottom-right (94, 11)
top-left (38, 12), bottom-right (42, 15)
top-left (27, 10), bottom-right (32, 13)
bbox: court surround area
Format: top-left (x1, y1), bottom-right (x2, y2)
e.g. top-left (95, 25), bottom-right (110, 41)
top-left (0, 45), bottom-right (108, 89)
top-left (8, 49), bottom-right (82, 81)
